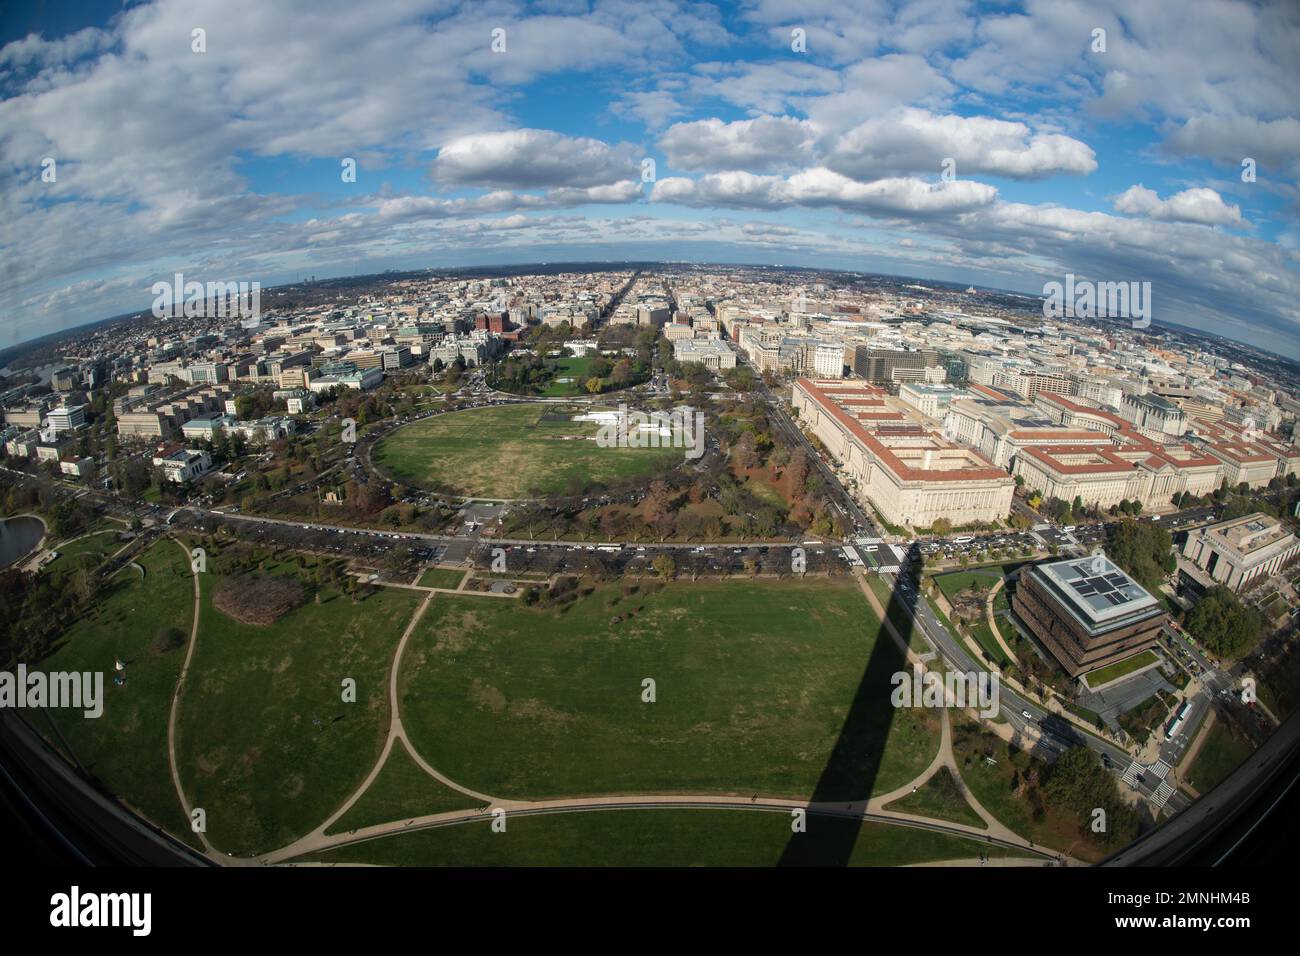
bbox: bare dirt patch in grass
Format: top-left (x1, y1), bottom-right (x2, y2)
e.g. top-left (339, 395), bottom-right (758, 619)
top-left (213, 574), bottom-right (306, 626)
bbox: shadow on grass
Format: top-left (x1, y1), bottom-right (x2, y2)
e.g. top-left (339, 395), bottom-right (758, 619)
top-left (779, 542), bottom-right (922, 867)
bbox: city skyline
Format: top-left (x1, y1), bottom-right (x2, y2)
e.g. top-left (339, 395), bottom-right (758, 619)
top-left (3, 0), bottom-right (1299, 355)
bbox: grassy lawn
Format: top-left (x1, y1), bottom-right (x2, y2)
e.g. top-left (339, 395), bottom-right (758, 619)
top-left (43, 530), bottom-right (120, 585)
top-left (966, 618), bottom-right (1010, 668)
top-left (1185, 718), bottom-right (1253, 792)
top-left (951, 718), bottom-right (1110, 863)
top-left (39, 539), bottom-right (202, 849)
top-left (325, 741), bottom-right (486, 835)
top-left (372, 403), bottom-right (681, 498)
top-left (399, 577), bottom-right (939, 801)
top-left (934, 568), bottom-right (1002, 601)
top-left (932, 564), bottom-right (1025, 603)
top-left (1263, 595), bottom-right (1290, 620)
top-left (417, 566), bottom-right (467, 590)
top-left (175, 563), bottom-right (423, 856)
top-left (303, 808), bottom-right (1023, 866)
top-left (1082, 650), bottom-right (1158, 689)
top-left (539, 357), bottom-right (593, 397)
top-left (882, 767), bottom-right (986, 829)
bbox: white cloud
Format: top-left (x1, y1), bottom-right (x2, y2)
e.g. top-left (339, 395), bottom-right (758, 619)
top-left (432, 129), bottom-right (638, 189)
top-left (1112, 185), bottom-right (1245, 226)
top-left (1163, 115), bottom-right (1300, 179)
top-left (651, 167), bottom-right (996, 215)
top-left (825, 108), bottom-right (1096, 180)
top-left (656, 116), bottom-right (816, 172)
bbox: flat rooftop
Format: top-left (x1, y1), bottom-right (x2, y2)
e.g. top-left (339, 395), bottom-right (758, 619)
top-left (1035, 555), bottom-right (1161, 629)
top-left (1194, 512), bottom-right (1300, 565)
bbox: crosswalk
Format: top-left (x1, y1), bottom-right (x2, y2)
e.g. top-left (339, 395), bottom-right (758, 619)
top-left (1121, 758), bottom-right (1171, 787)
top-left (1152, 781), bottom-right (1176, 809)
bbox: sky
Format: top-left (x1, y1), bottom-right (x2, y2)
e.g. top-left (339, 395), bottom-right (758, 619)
top-left (1, 0), bottom-right (1299, 355)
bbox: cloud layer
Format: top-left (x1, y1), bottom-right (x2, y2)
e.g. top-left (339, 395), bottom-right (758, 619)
top-left (2, 0), bottom-right (1298, 355)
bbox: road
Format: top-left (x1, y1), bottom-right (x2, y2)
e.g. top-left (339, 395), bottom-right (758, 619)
top-left (0, 376), bottom-right (1229, 819)
top-left (744, 373), bottom-right (1193, 813)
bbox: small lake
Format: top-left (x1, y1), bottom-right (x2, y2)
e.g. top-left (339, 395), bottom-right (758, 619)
top-left (0, 515), bottom-right (46, 568)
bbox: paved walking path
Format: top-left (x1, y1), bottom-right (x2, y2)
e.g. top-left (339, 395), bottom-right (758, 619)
top-left (161, 550), bottom-right (1080, 867)
top-left (166, 537), bottom-right (216, 857)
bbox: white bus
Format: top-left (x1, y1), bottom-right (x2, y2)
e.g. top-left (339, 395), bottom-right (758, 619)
top-left (1165, 701), bottom-right (1193, 740)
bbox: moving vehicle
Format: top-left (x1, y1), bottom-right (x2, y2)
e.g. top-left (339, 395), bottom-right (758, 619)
top-left (1166, 700), bottom-right (1193, 740)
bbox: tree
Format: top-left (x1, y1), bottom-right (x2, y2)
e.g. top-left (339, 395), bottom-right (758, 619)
top-left (1185, 585), bottom-right (1265, 658)
top-left (1106, 519), bottom-right (1173, 592)
top-left (651, 554), bottom-right (676, 580)
top-left (733, 432), bottom-right (759, 470)
top-left (1044, 746), bottom-right (1140, 847)
top-left (643, 480), bottom-right (676, 539)
top-left (787, 449), bottom-right (810, 494)
top-left (931, 517), bottom-right (953, 536)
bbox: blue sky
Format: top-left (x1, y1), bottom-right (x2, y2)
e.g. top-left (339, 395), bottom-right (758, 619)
top-left (2, 0), bottom-right (1299, 353)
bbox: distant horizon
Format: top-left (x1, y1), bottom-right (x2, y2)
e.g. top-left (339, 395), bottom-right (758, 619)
top-left (6, 1), bottom-right (1298, 356)
top-left (8, 255), bottom-right (1298, 375)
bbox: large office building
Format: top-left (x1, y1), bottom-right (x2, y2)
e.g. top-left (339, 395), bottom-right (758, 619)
top-left (1181, 512), bottom-right (1300, 593)
top-left (898, 382), bottom-right (963, 420)
top-left (852, 346), bottom-right (939, 384)
top-left (792, 378), bottom-right (1014, 528)
top-left (1120, 391), bottom-right (1187, 441)
top-left (45, 404), bottom-right (87, 434)
top-left (1011, 439), bottom-right (1221, 511)
top-left (673, 338), bottom-right (737, 370)
top-left (1013, 555), bottom-right (1166, 679)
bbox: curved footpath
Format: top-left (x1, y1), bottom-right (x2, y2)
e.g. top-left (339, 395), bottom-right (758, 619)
top-left (158, 537), bottom-right (1077, 867)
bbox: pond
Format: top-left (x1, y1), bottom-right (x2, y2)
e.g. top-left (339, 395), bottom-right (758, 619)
top-left (0, 515), bottom-right (47, 568)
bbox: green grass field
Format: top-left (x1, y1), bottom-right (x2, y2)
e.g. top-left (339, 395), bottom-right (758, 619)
top-left (39, 539), bottom-right (202, 848)
top-left (417, 566), bottom-right (467, 590)
top-left (372, 403), bottom-right (681, 498)
top-left (43, 529), bottom-right (120, 584)
top-left (933, 565), bottom-right (1024, 603)
top-left (174, 559), bottom-right (423, 856)
top-left (325, 741), bottom-right (485, 835)
top-left (304, 807), bottom-right (1023, 866)
top-left (1185, 718), bottom-right (1253, 792)
top-left (882, 767), bottom-right (986, 829)
top-left (967, 618), bottom-right (1010, 668)
top-left (539, 357), bottom-right (593, 397)
top-left (398, 577), bottom-right (939, 801)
